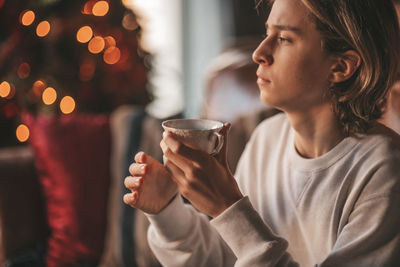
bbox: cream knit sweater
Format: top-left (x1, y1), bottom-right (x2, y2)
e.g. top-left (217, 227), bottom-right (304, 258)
top-left (146, 113), bottom-right (400, 266)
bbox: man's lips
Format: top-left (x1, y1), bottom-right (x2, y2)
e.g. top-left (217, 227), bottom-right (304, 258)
top-left (256, 73), bottom-right (271, 84)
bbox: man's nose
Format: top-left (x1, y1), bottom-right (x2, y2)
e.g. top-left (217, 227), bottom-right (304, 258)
top-left (252, 39), bottom-right (274, 65)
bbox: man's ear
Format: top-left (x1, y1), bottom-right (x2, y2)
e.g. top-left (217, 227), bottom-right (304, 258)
top-left (329, 50), bottom-right (361, 83)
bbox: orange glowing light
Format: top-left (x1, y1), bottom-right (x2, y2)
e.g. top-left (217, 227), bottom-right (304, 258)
top-left (79, 59), bottom-right (96, 81)
top-left (6, 84), bottom-right (16, 99)
top-left (104, 36), bottom-right (116, 48)
top-left (16, 124), bottom-right (30, 142)
top-left (76, 26), bottom-right (93, 43)
top-left (20, 10), bottom-right (35, 26)
top-left (36, 21), bottom-right (50, 37)
top-left (32, 80), bottom-right (46, 97)
top-left (92, 1), bottom-right (109, 16)
top-left (0, 81), bottom-right (11, 98)
top-left (122, 13), bottom-right (138, 31)
top-left (103, 47), bottom-right (121, 65)
top-left (17, 62), bottom-right (30, 79)
top-left (88, 36), bottom-right (105, 54)
top-left (60, 96), bottom-right (76, 114)
top-left (42, 87), bottom-right (57, 105)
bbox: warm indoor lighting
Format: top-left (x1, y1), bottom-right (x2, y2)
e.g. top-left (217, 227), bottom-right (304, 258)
top-left (16, 124), bottom-right (30, 142)
top-left (88, 36), bottom-right (105, 54)
top-left (32, 80), bottom-right (46, 97)
top-left (76, 26), bottom-right (93, 43)
top-left (122, 13), bottom-right (139, 31)
top-left (17, 62), bottom-right (30, 79)
top-left (92, 1), bottom-right (109, 16)
top-left (20, 10), bottom-right (35, 26)
top-left (104, 36), bottom-right (116, 48)
top-left (79, 59), bottom-right (95, 81)
top-left (42, 87), bottom-right (57, 105)
top-left (6, 84), bottom-right (16, 99)
top-left (60, 96), bottom-right (76, 114)
top-left (103, 47), bottom-right (121, 65)
top-left (82, 1), bottom-right (95, 15)
top-left (0, 81), bottom-right (11, 98)
top-left (36, 20), bottom-right (51, 37)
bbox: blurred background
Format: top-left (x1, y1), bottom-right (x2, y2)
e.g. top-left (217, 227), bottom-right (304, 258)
top-left (0, 0), bottom-right (270, 266)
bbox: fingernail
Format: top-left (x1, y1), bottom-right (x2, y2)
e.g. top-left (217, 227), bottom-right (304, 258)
top-left (160, 140), bottom-right (167, 151)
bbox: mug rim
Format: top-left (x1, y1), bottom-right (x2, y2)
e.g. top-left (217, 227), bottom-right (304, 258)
top-left (162, 118), bottom-right (224, 131)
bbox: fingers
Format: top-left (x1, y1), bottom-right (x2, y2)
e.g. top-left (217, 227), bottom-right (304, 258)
top-left (123, 191), bottom-right (138, 207)
top-left (215, 122), bottom-right (231, 166)
top-left (134, 151), bottom-right (146, 163)
top-left (124, 176), bottom-right (143, 190)
top-left (129, 163), bottom-right (147, 176)
top-left (160, 139), bottom-right (196, 175)
top-left (161, 132), bottom-right (207, 163)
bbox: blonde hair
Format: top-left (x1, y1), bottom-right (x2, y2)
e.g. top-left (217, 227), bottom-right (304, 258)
top-left (256, 0), bottom-right (400, 135)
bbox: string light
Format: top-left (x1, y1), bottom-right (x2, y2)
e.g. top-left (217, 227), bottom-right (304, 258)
top-left (42, 87), bottom-right (57, 105)
top-left (60, 96), bottom-right (76, 114)
top-left (20, 10), bottom-right (35, 26)
top-left (104, 36), bottom-right (116, 48)
top-left (0, 81), bottom-right (11, 98)
top-left (77, 26), bottom-right (93, 43)
top-left (17, 62), bottom-right (30, 79)
top-left (103, 46), bottom-right (121, 65)
top-left (32, 80), bottom-right (46, 98)
top-left (79, 59), bottom-right (96, 81)
top-left (16, 124), bottom-right (30, 142)
top-left (122, 13), bottom-right (138, 31)
top-left (36, 20), bottom-right (50, 37)
top-left (88, 36), bottom-right (105, 54)
top-left (92, 1), bottom-right (109, 16)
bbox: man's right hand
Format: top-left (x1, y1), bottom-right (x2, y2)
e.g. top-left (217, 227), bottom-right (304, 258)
top-left (123, 151), bottom-right (178, 214)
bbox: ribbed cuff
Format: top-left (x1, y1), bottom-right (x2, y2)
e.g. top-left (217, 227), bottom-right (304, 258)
top-left (145, 194), bottom-right (194, 241)
top-left (210, 196), bottom-right (288, 258)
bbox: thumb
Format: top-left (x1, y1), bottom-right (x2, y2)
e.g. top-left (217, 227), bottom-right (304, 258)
top-left (215, 122), bottom-right (231, 168)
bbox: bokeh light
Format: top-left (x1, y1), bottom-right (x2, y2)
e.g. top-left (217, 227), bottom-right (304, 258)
top-left (122, 13), bottom-right (138, 31)
top-left (0, 0), bottom-right (5, 8)
top-left (103, 46), bottom-right (121, 64)
top-left (36, 20), bottom-right (50, 37)
top-left (60, 96), bottom-right (76, 114)
top-left (88, 36), bottom-right (105, 54)
top-left (77, 26), bottom-right (93, 43)
top-left (0, 81), bottom-right (11, 98)
top-left (92, 1), bottom-right (109, 16)
top-left (16, 124), bottom-right (30, 142)
top-left (17, 62), bottom-right (30, 79)
top-left (32, 80), bottom-right (46, 97)
top-left (42, 87), bottom-right (57, 105)
top-left (79, 59), bottom-right (96, 81)
top-left (104, 36), bottom-right (116, 48)
top-left (20, 10), bottom-right (35, 26)
top-left (6, 84), bottom-right (16, 99)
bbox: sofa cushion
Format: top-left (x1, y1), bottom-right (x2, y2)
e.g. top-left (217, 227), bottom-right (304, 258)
top-left (23, 113), bottom-right (111, 267)
top-left (0, 146), bottom-right (48, 265)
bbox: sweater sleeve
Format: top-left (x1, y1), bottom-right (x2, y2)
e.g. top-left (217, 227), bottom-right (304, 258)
top-left (211, 196), bottom-right (299, 267)
top-left (145, 194), bottom-right (236, 267)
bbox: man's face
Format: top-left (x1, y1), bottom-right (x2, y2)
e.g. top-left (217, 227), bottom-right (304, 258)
top-left (252, 0), bottom-right (335, 113)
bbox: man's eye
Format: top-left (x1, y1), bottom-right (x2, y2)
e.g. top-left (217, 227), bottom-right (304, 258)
top-left (278, 37), bottom-right (290, 43)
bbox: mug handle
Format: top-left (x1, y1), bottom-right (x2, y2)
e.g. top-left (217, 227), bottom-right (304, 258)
top-left (210, 131), bottom-right (224, 156)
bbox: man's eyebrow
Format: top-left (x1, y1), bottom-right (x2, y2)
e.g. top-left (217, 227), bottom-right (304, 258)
top-left (266, 23), bottom-right (302, 33)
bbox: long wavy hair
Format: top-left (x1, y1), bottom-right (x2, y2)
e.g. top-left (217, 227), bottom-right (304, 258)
top-left (256, 0), bottom-right (400, 135)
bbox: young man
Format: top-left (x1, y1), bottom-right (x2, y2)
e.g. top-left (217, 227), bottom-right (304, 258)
top-left (124, 0), bottom-right (400, 265)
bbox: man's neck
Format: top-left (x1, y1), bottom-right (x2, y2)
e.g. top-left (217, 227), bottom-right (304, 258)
top-left (286, 104), bottom-right (345, 159)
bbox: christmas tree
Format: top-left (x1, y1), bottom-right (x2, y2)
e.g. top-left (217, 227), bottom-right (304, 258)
top-left (0, 0), bottom-right (150, 147)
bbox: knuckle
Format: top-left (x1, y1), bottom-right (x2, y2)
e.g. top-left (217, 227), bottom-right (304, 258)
top-left (124, 176), bottom-right (132, 188)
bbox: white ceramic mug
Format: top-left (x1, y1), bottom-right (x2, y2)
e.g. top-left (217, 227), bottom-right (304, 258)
top-left (161, 119), bottom-right (224, 156)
